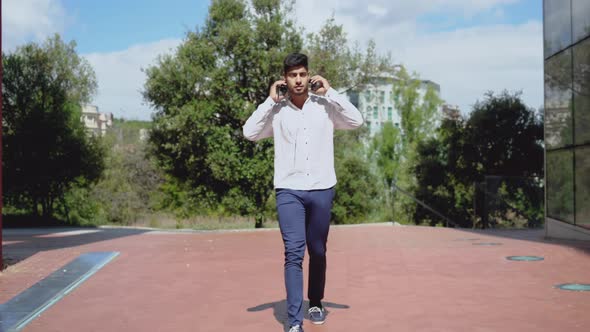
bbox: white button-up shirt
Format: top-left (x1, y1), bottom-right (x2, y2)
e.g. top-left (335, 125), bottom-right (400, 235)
top-left (243, 88), bottom-right (364, 190)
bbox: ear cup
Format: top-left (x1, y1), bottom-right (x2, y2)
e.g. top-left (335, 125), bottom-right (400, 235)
top-left (310, 81), bottom-right (323, 91)
top-left (277, 84), bottom-right (288, 96)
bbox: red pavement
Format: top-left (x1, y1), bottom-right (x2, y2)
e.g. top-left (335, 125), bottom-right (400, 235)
top-left (1, 224), bottom-right (590, 332)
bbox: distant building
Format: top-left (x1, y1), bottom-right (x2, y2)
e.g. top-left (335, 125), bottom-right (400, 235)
top-left (139, 128), bottom-right (149, 142)
top-left (81, 105), bottom-right (113, 136)
top-left (346, 74), bottom-right (441, 137)
top-left (442, 104), bottom-right (461, 121)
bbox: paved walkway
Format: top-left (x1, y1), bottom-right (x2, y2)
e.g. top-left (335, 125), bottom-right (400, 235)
top-left (1, 224), bottom-right (590, 331)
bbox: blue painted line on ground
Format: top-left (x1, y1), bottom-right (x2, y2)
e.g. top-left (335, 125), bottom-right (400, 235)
top-left (0, 252), bottom-right (119, 332)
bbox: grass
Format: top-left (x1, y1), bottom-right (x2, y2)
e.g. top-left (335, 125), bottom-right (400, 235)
top-left (2, 212), bottom-right (279, 231)
top-left (2, 257), bottom-right (17, 270)
top-left (2, 214), bottom-right (87, 228)
top-left (129, 213), bottom-right (279, 230)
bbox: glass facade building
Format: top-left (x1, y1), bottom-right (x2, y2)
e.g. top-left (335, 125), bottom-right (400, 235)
top-left (544, 0), bottom-right (590, 238)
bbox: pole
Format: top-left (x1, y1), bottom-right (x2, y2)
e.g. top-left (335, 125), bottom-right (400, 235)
top-left (1, 0), bottom-right (4, 270)
top-left (390, 180), bottom-right (395, 223)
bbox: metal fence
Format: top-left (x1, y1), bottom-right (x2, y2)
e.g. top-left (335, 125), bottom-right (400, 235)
top-left (391, 176), bottom-right (544, 229)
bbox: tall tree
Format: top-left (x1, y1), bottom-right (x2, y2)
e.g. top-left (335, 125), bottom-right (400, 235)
top-left (145, 2), bottom-right (401, 225)
top-left (465, 91), bottom-right (544, 227)
top-left (369, 68), bottom-right (444, 222)
top-left (392, 68), bottom-right (442, 149)
top-left (304, 17), bottom-right (394, 223)
top-left (305, 17), bottom-right (393, 93)
top-left (411, 117), bottom-right (473, 227)
top-left (2, 35), bottom-right (104, 218)
top-left (411, 91), bottom-right (544, 227)
top-left (144, 0), bottom-right (302, 227)
top-left (466, 91), bottom-right (544, 178)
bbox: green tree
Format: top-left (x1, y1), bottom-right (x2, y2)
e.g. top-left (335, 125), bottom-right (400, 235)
top-left (369, 68), bottom-right (443, 223)
top-left (368, 122), bottom-right (403, 220)
top-left (305, 16), bottom-right (394, 93)
top-left (466, 91), bottom-right (543, 178)
top-left (304, 17), bottom-right (394, 223)
top-left (465, 91), bottom-right (544, 227)
top-left (370, 122), bottom-right (402, 186)
top-left (2, 34), bottom-right (104, 218)
top-left (411, 91), bottom-right (544, 228)
top-left (145, 1), bottom-right (401, 226)
top-left (412, 118), bottom-right (473, 227)
top-left (144, 0), bottom-right (302, 227)
top-left (331, 125), bottom-right (382, 223)
top-left (393, 68), bottom-right (442, 149)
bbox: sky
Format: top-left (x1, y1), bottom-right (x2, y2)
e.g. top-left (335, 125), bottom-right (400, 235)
top-left (2, 0), bottom-right (544, 120)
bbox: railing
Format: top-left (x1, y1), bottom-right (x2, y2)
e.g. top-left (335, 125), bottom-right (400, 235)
top-left (390, 175), bottom-right (544, 229)
top-left (390, 181), bottom-right (458, 228)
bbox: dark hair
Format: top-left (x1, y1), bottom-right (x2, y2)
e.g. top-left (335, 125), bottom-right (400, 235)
top-left (283, 53), bottom-right (308, 74)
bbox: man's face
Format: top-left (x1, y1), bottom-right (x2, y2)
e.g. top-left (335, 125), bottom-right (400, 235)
top-left (284, 66), bottom-right (309, 96)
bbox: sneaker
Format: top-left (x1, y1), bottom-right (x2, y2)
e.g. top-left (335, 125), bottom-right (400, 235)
top-left (289, 325), bottom-right (304, 332)
top-left (308, 306), bottom-right (326, 325)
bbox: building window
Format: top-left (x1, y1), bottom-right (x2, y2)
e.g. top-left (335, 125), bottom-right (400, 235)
top-left (379, 91), bottom-right (385, 104)
top-left (545, 49), bottom-right (573, 149)
top-left (575, 146), bottom-right (590, 229)
top-left (573, 0), bottom-right (590, 43)
top-left (544, 0), bottom-right (572, 57)
top-left (373, 106), bottom-right (378, 119)
top-left (387, 107), bottom-right (393, 121)
top-left (547, 150), bottom-right (575, 224)
top-left (573, 37), bottom-right (590, 145)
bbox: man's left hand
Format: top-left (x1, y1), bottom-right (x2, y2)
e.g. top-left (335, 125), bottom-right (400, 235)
top-left (310, 75), bottom-right (330, 96)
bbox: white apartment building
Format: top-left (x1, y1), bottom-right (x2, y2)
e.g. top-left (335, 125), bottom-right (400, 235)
top-left (347, 75), bottom-right (441, 137)
top-left (81, 104), bottom-right (113, 136)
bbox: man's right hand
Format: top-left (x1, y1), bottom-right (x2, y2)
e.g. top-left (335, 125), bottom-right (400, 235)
top-left (270, 80), bottom-right (287, 103)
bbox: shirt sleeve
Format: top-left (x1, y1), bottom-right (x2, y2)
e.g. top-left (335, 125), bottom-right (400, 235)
top-left (324, 87), bottom-right (364, 130)
top-left (243, 97), bottom-right (277, 141)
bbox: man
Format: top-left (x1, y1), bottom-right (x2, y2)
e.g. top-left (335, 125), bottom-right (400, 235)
top-left (243, 53), bottom-right (363, 332)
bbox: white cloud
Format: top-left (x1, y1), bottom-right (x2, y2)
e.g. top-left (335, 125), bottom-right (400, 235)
top-left (84, 39), bottom-right (181, 120)
top-left (405, 21), bottom-right (544, 112)
top-left (367, 4), bottom-right (388, 18)
top-left (294, 0), bottom-right (544, 113)
top-left (1, 0), bottom-right (68, 50)
top-left (294, 0), bottom-right (521, 33)
top-left (4, 0), bottom-right (543, 120)
top-left (2, 0), bottom-right (179, 120)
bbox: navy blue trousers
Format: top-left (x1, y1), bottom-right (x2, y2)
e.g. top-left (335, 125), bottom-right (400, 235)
top-left (275, 187), bottom-right (335, 327)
